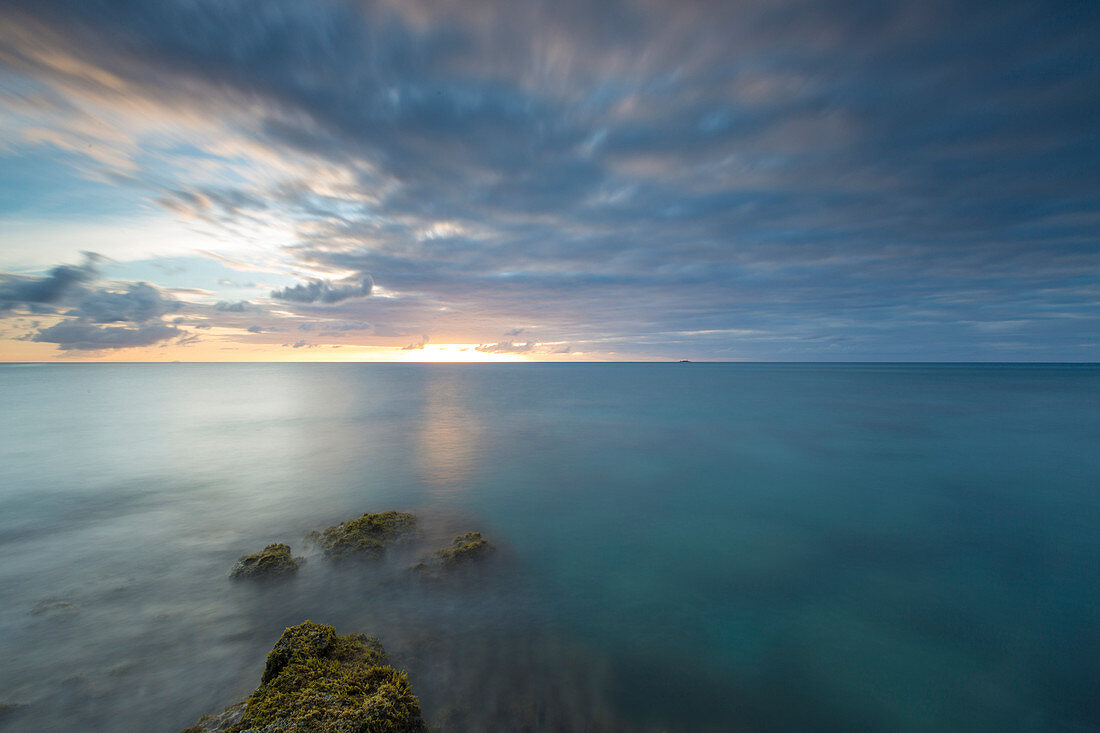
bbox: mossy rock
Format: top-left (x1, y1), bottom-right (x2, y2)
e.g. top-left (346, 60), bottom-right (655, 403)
top-left (229, 544), bottom-right (302, 579)
top-left (435, 532), bottom-right (494, 566)
top-left (179, 702), bottom-right (244, 733)
top-left (183, 621), bottom-right (425, 733)
top-left (413, 532), bottom-right (495, 575)
top-left (307, 511), bottom-right (418, 561)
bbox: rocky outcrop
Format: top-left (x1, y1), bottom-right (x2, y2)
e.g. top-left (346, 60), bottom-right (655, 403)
top-left (229, 544), bottom-right (302, 579)
top-left (182, 621), bottom-right (425, 733)
top-left (306, 511), bottom-right (418, 561)
top-left (412, 532), bottom-right (495, 576)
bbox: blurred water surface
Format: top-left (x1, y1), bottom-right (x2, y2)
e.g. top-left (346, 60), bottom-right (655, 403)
top-left (0, 363), bottom-right (1097, 732)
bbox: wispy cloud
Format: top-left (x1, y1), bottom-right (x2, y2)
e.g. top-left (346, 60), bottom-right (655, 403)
top-left (0, 0), bottom-right (1097, 360)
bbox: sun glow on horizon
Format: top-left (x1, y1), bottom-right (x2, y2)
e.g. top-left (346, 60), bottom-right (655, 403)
top-left (395, 344), bottom-right (528, 362)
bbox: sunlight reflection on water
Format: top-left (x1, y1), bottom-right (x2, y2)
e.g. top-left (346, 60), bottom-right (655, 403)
top-left (416, 369), bottom-right (484, 491)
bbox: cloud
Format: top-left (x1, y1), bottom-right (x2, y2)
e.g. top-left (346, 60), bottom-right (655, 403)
top-left (156, 187), bottom-right (267, 221)
top-left (0, 0), bottom-right (1098, 360)
top-left (270, 275), bottom-right (373, 304)
top-left (0, 253), bottom-right (100, 313)
top-left (32, 321), bottom-right (183, 350)
top-left (0, 255), bottom-right (189, 351)
top-left (214, 300), bottom-right (251, 312)
top-left (476, 340), bottom-right (536, 354)
top-left (402, 334), bottom-right (429, 350)
top-left (298, 321), bottom-right (371, 331)
top-left (246, 325), bottom-right (264, 333)
top-left (70, 282), bottom-right (179, 323)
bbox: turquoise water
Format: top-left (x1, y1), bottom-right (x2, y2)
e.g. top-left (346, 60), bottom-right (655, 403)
top-left (0, 363), bottom-right (1097, 731)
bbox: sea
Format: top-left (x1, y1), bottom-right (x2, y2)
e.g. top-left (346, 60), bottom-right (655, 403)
top-left (0, 363), bottom-right (1097, 732)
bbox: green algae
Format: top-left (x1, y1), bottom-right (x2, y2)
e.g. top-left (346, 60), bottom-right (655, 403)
top-left (229, 544), bottom-right (301, 579)
top-left (307, 511), bottom-right (418, 561)
top-left (183, 621), bottom-right (425, 733)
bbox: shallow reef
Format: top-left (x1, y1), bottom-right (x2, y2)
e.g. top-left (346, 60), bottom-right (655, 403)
top-left (229, 544), bottom-right (302, 579)
top-left (306, 511), bottom-right (418, 561)
top-left (182, 621), bottom-right (425, 733)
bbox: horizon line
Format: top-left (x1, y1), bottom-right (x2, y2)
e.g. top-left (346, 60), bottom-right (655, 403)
top-left (2, 360), bottom-right (1097, 366)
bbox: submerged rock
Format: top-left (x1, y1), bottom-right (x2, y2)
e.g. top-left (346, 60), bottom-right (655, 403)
top-left (182, 621), bottom-right (425, 733)
top-left (229, 544), bottom-right (302, 579)
top-left (306, 510), bottom-right (418, 561)
top-left (413, 532), bottom-right (495, 575)
top-left (0, 703), bottom-right (26, 722)
top-left (30, 599), bottom-right (77, 615)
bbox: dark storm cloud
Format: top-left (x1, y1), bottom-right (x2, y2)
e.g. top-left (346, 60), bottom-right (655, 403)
top-left (1, 0), bottom-right (1098, 358)
top-left (270, 275), bottom-right (374, 304)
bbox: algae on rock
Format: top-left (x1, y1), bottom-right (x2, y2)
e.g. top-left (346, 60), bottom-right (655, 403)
top-left (413, 532), bottom-right (495, 575)
top-left (179, 702), bottom-right (244, 733)
top-left (182, 621), bottom-right (425, 733)
top-left (229, 544), bottom-right (302, 579)
top-left (434, 532), bottom-right (494, 566)
top-left (307, 511), bottom-right (418, 561)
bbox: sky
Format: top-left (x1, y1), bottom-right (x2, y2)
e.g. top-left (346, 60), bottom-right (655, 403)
top-left (0, 0), bottom-right (1097, 362)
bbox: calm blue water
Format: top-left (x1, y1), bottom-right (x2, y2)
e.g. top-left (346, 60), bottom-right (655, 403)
top-left (0, 363), bottom-right (1097, 732)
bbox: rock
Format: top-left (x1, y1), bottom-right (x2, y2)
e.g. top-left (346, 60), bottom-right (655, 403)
top-left (229, 544), bottom-right (301, 579)
top-left (0, 703), bottom-right (26, 722)
top-left (30, 599), bottom-right (77, 615)
top-left (182, 621), bottom-right (425, 733)
top-left (306, 511), bottom-right (418, 561)
top-left (413, 532), bottom-right (495, 575)
top-left (179, 702), bottom-right (244, 733)
top-left (434, 532), bottom-right (494, 567)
